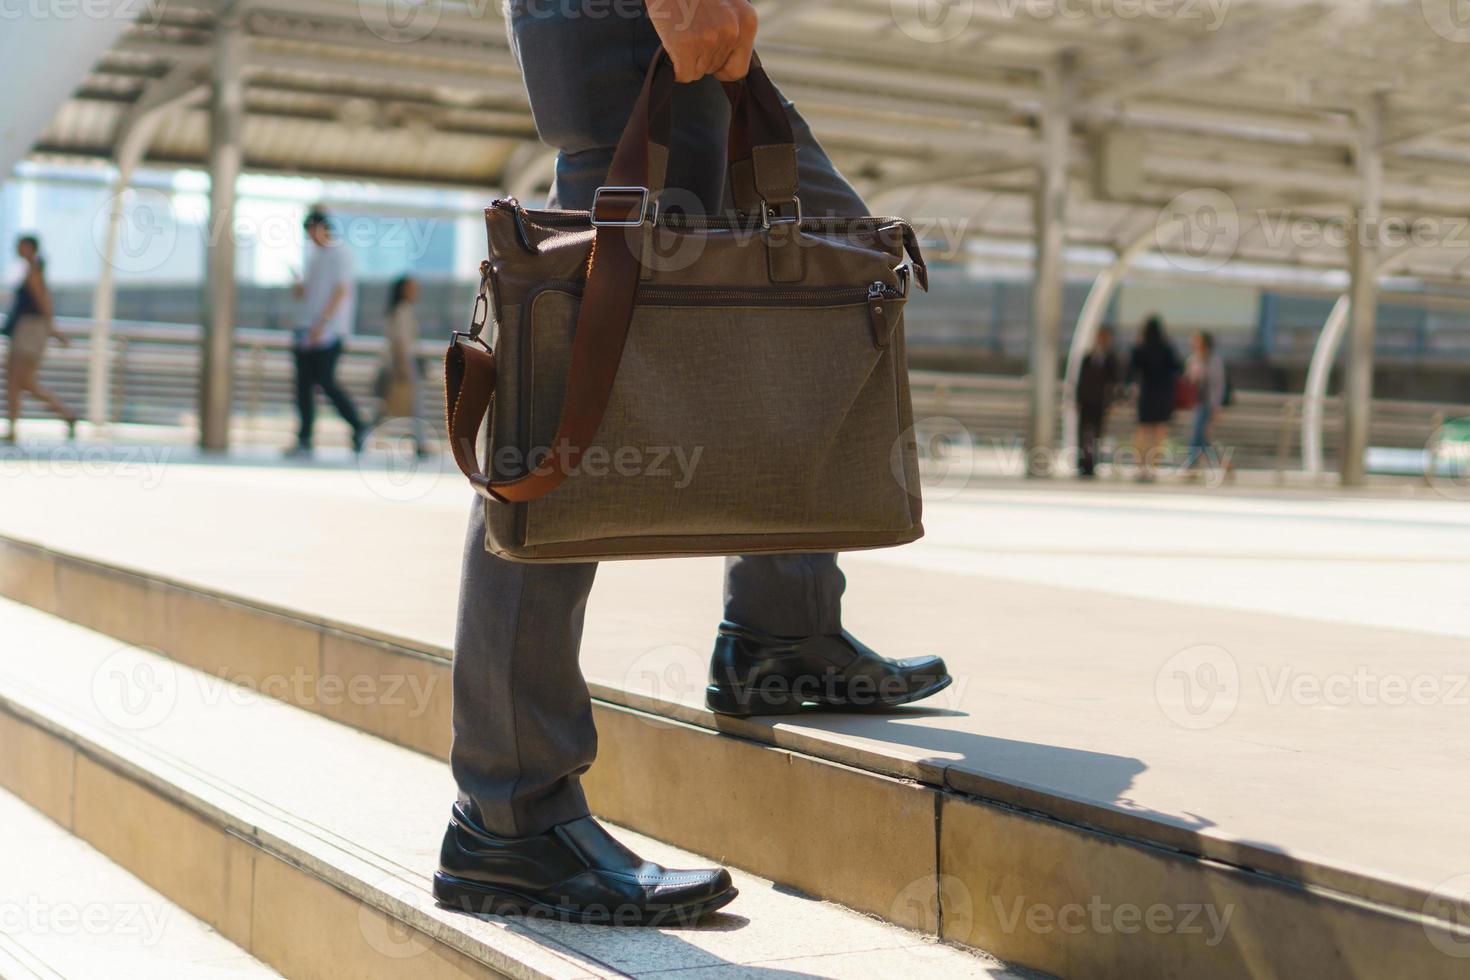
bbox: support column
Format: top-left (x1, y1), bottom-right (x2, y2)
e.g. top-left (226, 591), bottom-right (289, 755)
top-left (1340, 95), bottom-right (1385, 486)
top-left (200, 1), bottom-right (244, 452)
top-left (89, 160), bottom-right (134, 429)
top-left (1027, 60), bottom-right (1072, 476)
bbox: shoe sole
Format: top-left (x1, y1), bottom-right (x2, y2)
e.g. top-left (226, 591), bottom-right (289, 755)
top-left (705, 674), bottom-right (953, 718)
top-left (432, 872), bottom-right (739, 926)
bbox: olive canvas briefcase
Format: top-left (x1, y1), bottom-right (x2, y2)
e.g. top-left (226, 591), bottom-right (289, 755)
top-left (445, 50), bottom-right (929, 562)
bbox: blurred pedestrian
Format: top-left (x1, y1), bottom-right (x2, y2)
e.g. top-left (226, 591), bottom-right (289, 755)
top-left (1184, 330), bottom-right (1226, 473)
top-left (376, 274), bottom-right (430, 457)
top-left (1127, 314), bottom-right (1181, 482)
top-left (3, 235), bottom-right (77, 443)
top-left (287, 209), bottom-right (365, 457)
top-left (1076, 323), bottom-right (1121, 478)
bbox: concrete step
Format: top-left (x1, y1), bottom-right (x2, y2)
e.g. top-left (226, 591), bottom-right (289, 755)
top-left (4, 462), bottom-right (1470, 978)
top-left (0, 785), bottom-right (281, 980)
top-left (0, 596), bottom-right (1020, 980)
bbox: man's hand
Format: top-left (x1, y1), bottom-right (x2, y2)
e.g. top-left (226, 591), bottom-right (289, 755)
top-left (647, 0), bottom-right (757, 83)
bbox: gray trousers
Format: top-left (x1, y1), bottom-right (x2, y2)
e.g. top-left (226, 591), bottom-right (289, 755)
top-left (451, 7), bottom-right (867, 837)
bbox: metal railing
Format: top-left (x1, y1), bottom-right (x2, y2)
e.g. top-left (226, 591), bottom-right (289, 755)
top-left (15, 319), bottom-right (446, 442)
top-left (7, 320), bottom-right (1465, 477)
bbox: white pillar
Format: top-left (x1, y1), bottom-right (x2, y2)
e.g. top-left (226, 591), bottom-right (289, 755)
top-left (1026, 60), bottom-right (1072, 476)
top-left (89, 164), bottom-right (130, 428)
top-left (200, 3), bottom-right (244, 452)
top-left (1341, 96), bottom-right (1384, 486)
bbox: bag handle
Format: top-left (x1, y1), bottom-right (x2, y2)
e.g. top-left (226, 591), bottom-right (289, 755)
top-left (447, 49), bottom-right (799, 505)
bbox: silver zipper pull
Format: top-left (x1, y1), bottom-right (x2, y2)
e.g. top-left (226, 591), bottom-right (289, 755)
top-left (867, 281), bottom-right (892, 349)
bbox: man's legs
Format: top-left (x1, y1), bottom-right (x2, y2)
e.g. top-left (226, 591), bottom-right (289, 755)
top-left (294, 348), bottom-right (317, 448)
top-left (451, 10), bottom-right (881, 833)
top-left (1078, 406), bottom-right (1101, 476)
top-left (316, 340), bottom-right (365, 438)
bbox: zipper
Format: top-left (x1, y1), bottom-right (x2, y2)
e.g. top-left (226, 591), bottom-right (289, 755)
top-left (523, 277), bottom-right (902, 349)
top-left (491, 196), bottom-right (910, 233)
top-left (636, 281), bottom-right (902, 307)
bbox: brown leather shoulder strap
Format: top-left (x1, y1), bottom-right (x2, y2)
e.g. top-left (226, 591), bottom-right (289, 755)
top-left (445, 49), bottom-right (797, 505)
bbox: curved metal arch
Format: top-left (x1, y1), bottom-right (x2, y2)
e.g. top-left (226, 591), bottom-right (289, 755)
top-left (1300, 241), bottom-right (1430, 478)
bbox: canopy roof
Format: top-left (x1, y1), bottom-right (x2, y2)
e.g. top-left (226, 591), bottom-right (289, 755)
top-left (26, 0), bottom-right (1470, 285)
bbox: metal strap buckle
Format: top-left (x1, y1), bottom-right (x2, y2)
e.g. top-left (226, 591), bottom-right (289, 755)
top-left (452, 331), bottom-right (492, 353)
top-left (760, 195), bottom-right (802, 229)
top-left (591, 185), bottom-right (651, 227)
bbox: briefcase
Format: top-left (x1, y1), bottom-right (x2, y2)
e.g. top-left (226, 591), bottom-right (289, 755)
top-left (445, 50), bottom-right (928, 562)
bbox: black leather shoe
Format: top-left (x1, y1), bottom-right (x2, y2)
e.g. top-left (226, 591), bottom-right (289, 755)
top-left (433, 803), bottom-right (737, 925)
top-left (705, 622), bottom-right (952, 717)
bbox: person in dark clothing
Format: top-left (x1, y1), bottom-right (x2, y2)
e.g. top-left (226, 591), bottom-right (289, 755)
top-left (286, 209), bottom-right (365, 457)
top-left (3, 235), bottom-right (78, 443)
top-left (1076, 324), bottom-right (1121, 478)
top-left (1127, 314), bottom-right (1182, 482)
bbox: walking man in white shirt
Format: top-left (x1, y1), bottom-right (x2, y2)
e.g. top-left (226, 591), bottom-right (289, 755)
top-left (288, 208), bottom-right (365, 456)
